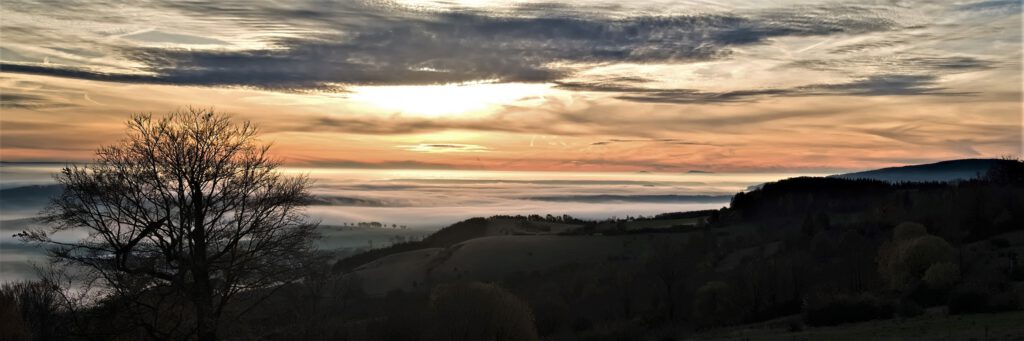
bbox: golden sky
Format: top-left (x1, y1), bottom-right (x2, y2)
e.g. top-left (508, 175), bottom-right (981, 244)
top-left (1, 0), bottom-right (1021, 172)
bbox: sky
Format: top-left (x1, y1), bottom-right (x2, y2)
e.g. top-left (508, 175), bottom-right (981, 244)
top-left (0, 0), bottom-right (1021, 173)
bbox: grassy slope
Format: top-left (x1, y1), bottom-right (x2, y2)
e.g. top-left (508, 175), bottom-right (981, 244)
top-left (688, 310), bottom-right (1024, 341)
top-left (349, 232), bottom-right (698, 295)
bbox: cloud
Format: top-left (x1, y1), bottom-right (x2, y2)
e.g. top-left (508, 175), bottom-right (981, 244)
top-left (0, 92), bottom-right (74, 109)
top-left (589, 138), bottom-right (722, 146)
top-left (804, 74), bottom-right (966, 96)
top-left (1, 2), bottom-right (900, 90)
top-left (398, 143), bottom-right (490, 153)
top-left (955, 0), bottom-right (1023, 12)
top-left (614, 88), bottom-right (797, 104)
top-left (559, 74), bottom-right (970, 104)
top-left (307, 195), bottom-right (410, 207)
top-left (827, 37), bottom-right (915, 54)
top-left (789, 55), bottom-right (995, 74)
top-left (526, 194), bottom-right (732, 203)
top-left (306, 115), bottom-right (613, 137)
top-left (122, 30), bottom-right (229, 45)
top-left (294, 159), bottom-right (459, 170)
top-left (556, 80), bottom-right (798, 103)
top-left (1, 63), bottom-right (164, 84)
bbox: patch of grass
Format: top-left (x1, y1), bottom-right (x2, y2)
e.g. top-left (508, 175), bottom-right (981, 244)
top-left (687, 310), bottom-right (1024, 341)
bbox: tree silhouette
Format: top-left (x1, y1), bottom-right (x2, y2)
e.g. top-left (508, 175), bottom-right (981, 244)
top-left (19, 108), bottom-right (318, 341)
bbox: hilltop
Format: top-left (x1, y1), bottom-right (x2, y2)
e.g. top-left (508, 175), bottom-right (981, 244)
top-left (831, 158), bottom-right (1012, 182)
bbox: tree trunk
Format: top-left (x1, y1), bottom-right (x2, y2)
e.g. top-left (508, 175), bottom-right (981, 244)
top-left (195, 275), bottom-right (217, 341)
top-left (193, 189), bottom-right (217, 341)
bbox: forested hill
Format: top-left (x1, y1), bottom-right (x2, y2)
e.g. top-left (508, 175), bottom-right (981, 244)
top-left (726, 173), bottom-right (1023, 243)
top-left (831, 158), bottom-right (1012, 182)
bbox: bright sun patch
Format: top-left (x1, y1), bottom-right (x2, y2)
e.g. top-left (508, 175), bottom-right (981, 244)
top-left (348, 81), bottom-right (550, 117)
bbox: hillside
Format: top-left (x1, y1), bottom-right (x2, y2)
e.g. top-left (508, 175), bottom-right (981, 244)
top-left (330, 213), bottom-right (704, 274)
top-left (319, 159), bottom-right (1024, 340)
top-left (351, 233), bottom-right (697, 295)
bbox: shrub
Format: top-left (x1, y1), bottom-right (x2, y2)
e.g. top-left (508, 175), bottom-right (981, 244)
top-left (895, 299), bottom-right (924, 318)
top-left (990, 238), bottom-right (1011, 248)
top-left (787, 318), bottom-right (804, 332)
top-left (988, 291), bottom-right (1021, 312)
top-left (893, 222), bottom-right (927, 242)
top-left (947, 285), bottom-right (1020, 314)
top-left (0, 281), bottom-right (66, 341)
top-left (878, 225), bottom-right (956, 292)
top-left (692, 281), bottom-right (743, 328)
top-left (948, 286), bottom-right (991, 314)
top-left (923, 262), bottom-right (960, 291)
top-left (571, 316), bottom-right (592, 333)
top-left (803, 293), bottom-right (894, 326)
top-left (0, 289), bottom-right (31, 341)
top-left (900, 236), bottom-right (955, 277)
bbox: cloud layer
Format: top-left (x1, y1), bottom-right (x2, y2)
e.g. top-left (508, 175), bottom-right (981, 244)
top-left (0, 0), bottom-right (1020, 171)
top-left (2, 1), bottom-right (902, 89)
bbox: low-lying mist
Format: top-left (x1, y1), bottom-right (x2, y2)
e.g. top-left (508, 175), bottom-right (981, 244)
top-left (0, 164), bottom-right (816, 281)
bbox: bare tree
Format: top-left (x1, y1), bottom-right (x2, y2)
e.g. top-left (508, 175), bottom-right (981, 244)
top-left (19, 108), bottom-right (318, 341)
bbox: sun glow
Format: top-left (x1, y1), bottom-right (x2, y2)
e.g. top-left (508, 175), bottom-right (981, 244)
top-left (348, 82), bottom-right (551, 117)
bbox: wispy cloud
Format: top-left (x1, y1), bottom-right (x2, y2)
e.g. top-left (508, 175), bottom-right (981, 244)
top-left (558, 74), bottom-right (972, 104)
top-left (399, 143), bottom-right (491, 153)
top-left (589, 138), bottom-right (723, 146)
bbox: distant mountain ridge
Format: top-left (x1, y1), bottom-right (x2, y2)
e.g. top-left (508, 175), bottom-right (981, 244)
top-left (831, 158), bottom-right (1010, 183)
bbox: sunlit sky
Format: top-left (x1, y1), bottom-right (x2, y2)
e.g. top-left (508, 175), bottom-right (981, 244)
top-left (1, 0), bottom-right (1021, 172)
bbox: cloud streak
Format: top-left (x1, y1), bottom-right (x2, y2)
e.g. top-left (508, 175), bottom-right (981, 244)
top-left (399, 144), bottom-right (491, 153)
top-left (559, 74), bottom-right (972, 104)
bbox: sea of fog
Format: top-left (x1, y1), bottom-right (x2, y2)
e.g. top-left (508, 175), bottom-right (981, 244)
top-left (0, 164), bottom-right (822, 281)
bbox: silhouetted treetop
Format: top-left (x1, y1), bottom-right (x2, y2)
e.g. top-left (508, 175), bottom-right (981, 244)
top-left (19, 107), bottom-right (318, 341)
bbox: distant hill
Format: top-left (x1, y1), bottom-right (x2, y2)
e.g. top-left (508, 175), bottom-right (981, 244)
top-left (0, 184), bottom-right (62, 212)
top-left (831, 158), bottom-right (1009, 182)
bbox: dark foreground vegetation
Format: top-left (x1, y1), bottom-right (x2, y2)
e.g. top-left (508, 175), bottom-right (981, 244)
top-left (2, 110), bottom-right (1022, 340)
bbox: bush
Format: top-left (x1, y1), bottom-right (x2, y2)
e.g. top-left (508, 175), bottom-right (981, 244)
top-left (895, 299), bottom-right (924, 318)
top-left (893, 222), bottom-right (927, 241)
top-left (692, 281), bottom-right (743, 328)
top-left (948, 286), bottom-right (991, 314)
top-left (988, 291), bottom-right (1021, 312)
top-left (803, 293), bottom-right (894, 326)
top-left (900, 236), bottom-right (955, 277)
top-left (878, 226), bottom-right (956, 292)
top-left (923, 262), bottom-right (960, 291)
top-left (0, 289), bottom-right (31, 341)
top-left (948, 285), bottom-right (1020, 314)
top-left (787, 318), bottom-right (804, 332)
top-left (0, 281), bottom-right (66, 341)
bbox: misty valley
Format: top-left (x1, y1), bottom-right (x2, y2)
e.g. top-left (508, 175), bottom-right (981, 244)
top-left (2, 138), bottom-right (1022, 340)
top-left (2, 0), bottom-right (1022, 340)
